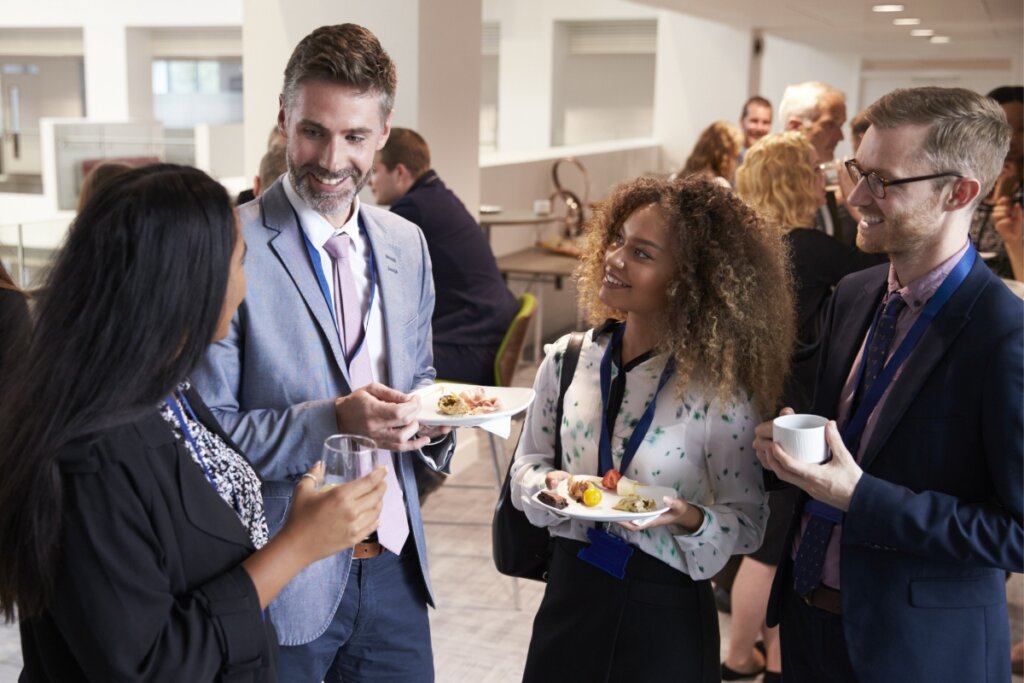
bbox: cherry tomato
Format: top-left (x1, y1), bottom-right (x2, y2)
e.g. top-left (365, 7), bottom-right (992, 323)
top-left (582, 487), bottom-right (603, 507)
top-left (601, 469), bottom-right (622, 491)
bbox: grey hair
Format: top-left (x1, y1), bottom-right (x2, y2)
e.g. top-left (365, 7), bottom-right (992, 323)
top-left (779, 81), bottom-right (844, 126)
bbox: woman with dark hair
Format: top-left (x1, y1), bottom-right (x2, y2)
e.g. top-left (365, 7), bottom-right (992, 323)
top-left (511, 175), bottom-right (794, 681)
top-left (0, 164), bottom-right (386, 682)
top-left (0, 261), bottom-right (30, 382)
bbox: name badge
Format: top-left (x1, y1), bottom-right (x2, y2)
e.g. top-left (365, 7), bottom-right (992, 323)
top-left (577, 527), bottom-right (634, 579)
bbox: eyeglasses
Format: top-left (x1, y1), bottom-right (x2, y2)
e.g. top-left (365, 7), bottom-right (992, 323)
top-left (844, 159), bottom-right (963, 199)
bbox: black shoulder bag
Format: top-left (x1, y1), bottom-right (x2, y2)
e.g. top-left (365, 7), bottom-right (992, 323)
top-left (491, 331), bottom-right (584, 581)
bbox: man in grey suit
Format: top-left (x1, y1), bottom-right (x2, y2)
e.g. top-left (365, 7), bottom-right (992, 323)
top-left (193, 24), bottom-right (454, 683)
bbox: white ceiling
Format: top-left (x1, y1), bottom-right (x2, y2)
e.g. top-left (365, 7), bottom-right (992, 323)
top-left (629, 0), bottom-right (1022, 61)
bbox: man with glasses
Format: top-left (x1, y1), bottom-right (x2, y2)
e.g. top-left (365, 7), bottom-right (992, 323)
top-left (752, 87), bottom-right (1023, 682)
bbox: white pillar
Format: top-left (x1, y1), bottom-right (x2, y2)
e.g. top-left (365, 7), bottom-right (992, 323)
top-left (491, 0), bottom-right (553, 154)
top-left (82, 23), bottom-right (152, 122)
top-left (242, 0), bottom-right (480, 211)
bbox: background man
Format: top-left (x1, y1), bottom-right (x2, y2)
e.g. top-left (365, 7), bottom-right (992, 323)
top-left (779, 81), bottom-right (858, 247)
top-left (970, 85), bottom-right (1023, 280)
top-left (369, 127), bottom-right (518, 386)
top-left (754, 86), bottom-right (1023, 682)
top-left (195, 24), bottom-right (454, 683)
top-left (739, 95), bottom-right (773, 161)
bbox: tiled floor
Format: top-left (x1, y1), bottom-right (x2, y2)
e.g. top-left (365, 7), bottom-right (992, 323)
top-left (1, 363), bottom-right (1022, 681)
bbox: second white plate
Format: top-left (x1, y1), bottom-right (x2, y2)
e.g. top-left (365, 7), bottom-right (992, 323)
top-left (413, 384), bottom-right (536, 427)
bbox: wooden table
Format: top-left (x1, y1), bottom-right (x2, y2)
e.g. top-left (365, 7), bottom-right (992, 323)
top-left (479, 210), bottom-right (563, 241)
top-left (496, 247), bottom-right (580, 360)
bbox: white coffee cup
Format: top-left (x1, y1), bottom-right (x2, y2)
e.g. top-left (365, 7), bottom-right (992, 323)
top-left (772, 414), bottom-right (830, 464)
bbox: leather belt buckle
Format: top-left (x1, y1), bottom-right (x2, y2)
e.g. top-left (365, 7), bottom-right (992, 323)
top-left (803, 585), bottom-right (842, 615)
top-left (352, 542), bottom-right (383, 560)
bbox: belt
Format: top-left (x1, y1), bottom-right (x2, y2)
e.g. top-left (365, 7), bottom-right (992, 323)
top-left (352, 542), bottom-right (384, 560)
top-left (803, 584), bottom-right (842, 615)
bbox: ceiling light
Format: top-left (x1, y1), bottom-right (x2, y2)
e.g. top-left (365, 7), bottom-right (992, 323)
top-left (911, 29), bottom-right (935, 37)
top-left (893, 18), bottom-right (921, 25)
top-left (929, 36), bottom-right (951, 43)
top-left (872, 4), bottom-right (905, 12)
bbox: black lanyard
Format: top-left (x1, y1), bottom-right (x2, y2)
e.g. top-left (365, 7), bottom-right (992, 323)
top-left (597, 324), bottom-right (675, 477)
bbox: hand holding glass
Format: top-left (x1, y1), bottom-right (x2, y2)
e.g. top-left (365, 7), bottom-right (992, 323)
top-left (321, 434), bottom-right (377, 490)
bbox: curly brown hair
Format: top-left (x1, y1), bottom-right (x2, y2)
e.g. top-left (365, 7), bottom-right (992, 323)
top-left (576, 175), bottom-right (795, 414)
top-left (681, 121), bottom-right (744, 182)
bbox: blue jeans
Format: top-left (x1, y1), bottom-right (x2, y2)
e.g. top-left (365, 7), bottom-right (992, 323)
top-left (276, 546), bottom-right (433, 683)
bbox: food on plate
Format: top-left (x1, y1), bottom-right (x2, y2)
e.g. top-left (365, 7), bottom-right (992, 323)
top-left (601, 469), bottom-right (622, 491)
top-left (437, 392), bottom-right (471, 416)
top-left (615, 476), bottom-right (645, 497)
top-left (612, 494), bottom-right (657, 513)
top-left (538, 490), bottom-right (569, 510)
top-left (566, 476), bottom-right (598, 503)
top-left (582, 487), bottom-right (603, 507)
top-left (436, 386), bottom-right (504, 416)
top-left (458, 386), bottom-right (503, 414)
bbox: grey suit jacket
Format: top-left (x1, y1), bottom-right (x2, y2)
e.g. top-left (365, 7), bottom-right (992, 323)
top-left (193, 180), bottom-right (455, 645)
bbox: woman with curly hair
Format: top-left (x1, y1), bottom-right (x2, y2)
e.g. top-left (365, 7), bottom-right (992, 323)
top-left (510, 175), bottom-right (795, 682)
top-left (680, 121), bottom-right (745, 187)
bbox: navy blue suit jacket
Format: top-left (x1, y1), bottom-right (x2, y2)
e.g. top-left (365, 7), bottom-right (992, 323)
top-left (768, 258), bottom-right (1024, 682)
top-left (389, 170), bottom-right (517, 348)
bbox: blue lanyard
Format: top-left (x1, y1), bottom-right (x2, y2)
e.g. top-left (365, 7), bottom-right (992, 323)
top-left (164, 391), bottom-right (241, 515)
top-left (841, 245), bottom-right (976, 449)
top-left (597, 324), bottom-right (675, 477)
top-left (301, 225), bottom-right (377, 364)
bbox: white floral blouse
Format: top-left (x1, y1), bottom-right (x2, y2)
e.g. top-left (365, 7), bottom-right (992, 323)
top-left (511, 328), bottom-right (768, 580)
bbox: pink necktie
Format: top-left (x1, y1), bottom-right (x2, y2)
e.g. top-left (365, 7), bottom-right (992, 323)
top-left (323, 232), bottom-right (409, 555)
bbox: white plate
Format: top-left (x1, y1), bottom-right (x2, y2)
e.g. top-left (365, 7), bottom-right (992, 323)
top-left (413, 384), bottom-right (536, 427)
top-left (532, 475), bottom-right (674, 523)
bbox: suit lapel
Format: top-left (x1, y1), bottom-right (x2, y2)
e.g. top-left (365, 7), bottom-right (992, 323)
top-left (857, 261), bottom-right (985, 470)
top-left (260, 184), bottom-right (350, 386)
top-left (818, 276), bottom-right (885, 419)
top-left (361, 208), bottom-right (408, 391)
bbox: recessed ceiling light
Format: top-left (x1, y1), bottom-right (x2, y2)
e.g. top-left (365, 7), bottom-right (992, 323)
top-left (893, 18), bottom-right (921, 26)
top-left (911, 29), bottom-right (935, 37)
top-left (929, 36), bottom-right (951, 43)
top-left (873, 4), bottom-right (905, 12)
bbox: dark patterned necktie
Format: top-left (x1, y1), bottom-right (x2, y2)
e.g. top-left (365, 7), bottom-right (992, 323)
top-left (793, 292), bottom-right (906, 596)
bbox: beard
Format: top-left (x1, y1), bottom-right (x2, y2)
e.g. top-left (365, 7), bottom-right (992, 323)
top-left (289, 163), bottom-right (371, 220)
top-left (856, 191), bottom-right (943, 258)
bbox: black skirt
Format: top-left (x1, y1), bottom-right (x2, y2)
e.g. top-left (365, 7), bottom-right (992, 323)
top-left (522, 537), bottom-right (719, 683)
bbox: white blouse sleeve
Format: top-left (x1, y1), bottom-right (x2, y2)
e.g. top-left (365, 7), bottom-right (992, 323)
top-left (510, 334), bottom-right (575, 529)
top-left (669, 394), bottom-right (769, 579)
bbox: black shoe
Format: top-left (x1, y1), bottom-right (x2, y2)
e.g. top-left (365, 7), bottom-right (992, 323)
top-left (713, 583), bottom-right (732, 614)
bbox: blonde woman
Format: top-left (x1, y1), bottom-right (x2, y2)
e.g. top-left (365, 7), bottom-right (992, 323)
top-left (511, 175), bottom-right (794, 682)
top-left (680, 121), bottom-right (745, 187)
top-left (723, 131), bottom-right (882, 682)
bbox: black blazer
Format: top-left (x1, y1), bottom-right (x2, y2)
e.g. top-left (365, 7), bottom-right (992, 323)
top-left (390, 170), bottom-right (518, 347)
top-left (768, 259), bottom-right (1024, 682)
top-left (19, 386), bottom-right (278, 682)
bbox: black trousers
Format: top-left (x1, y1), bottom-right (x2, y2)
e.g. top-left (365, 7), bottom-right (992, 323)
top-left (779, 584), bottom-right (858, 683)
top-left (523, 537), bottom-right (719, 683)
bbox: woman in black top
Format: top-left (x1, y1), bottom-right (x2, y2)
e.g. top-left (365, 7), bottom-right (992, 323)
top-left (720, 131), bottom-right (884, 682)
top-left (0, 165), bottom-right (386, 682)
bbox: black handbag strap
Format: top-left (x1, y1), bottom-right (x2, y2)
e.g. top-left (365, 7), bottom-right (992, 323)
top-left (553, 331), bottom-right (585, 470)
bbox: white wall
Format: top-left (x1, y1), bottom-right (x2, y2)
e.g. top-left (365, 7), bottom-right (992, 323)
top-left (653, 11), bottom-right (752, 172)
top-left (759, 33), bottom-right (861, 159)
